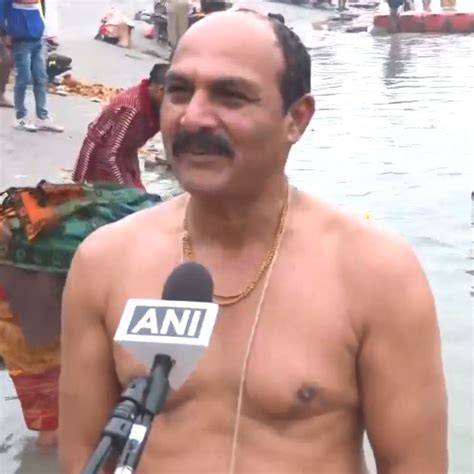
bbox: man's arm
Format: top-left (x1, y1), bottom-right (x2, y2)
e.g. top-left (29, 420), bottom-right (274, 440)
top-left (357, 235), bottom-right (448, 474)
top-left (59, 236), bottom-right (122, 473)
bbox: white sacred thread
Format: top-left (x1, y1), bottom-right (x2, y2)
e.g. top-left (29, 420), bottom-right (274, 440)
top-left (228, 186), bottom-right (291, 474)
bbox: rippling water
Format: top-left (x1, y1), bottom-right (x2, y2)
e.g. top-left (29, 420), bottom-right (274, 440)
top-left (147, 25), bottom-right (474, 473)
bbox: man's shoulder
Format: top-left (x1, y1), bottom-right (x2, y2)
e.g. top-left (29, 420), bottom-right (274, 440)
top-left (303, 194), bottom-right (431, 340)
top-left (340, 211), bottom-right (420, 285)
top-left (104, 103), bottom-right (139, 119)
top-left (89, 101), bottom-right (138, 133)
top-left (109, 83), bottom-right (142, 110)
top-left (304, 194), bottom-right (431, 330)
top-left (75, 194), bottom-right (186, 268)
top-left (299, 191), bottom-right (422, 288)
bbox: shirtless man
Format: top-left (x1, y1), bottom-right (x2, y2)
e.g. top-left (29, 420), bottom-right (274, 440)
top-left (59, 9), bottom-right (448, 474)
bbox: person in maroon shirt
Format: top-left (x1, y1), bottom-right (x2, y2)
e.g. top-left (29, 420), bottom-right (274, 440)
top-left (72, 63), bottom-right (168, 189)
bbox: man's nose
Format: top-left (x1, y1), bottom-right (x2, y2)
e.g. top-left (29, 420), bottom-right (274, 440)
top-left (179, 91), bottom-right (218, 133)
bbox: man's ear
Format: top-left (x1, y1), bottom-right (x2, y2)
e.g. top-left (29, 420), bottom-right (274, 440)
top-left (286, 94), bottom-right (315, 144)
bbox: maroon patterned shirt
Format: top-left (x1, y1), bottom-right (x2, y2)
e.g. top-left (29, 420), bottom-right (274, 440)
top-left (72, 80), bottom-right (160, 189)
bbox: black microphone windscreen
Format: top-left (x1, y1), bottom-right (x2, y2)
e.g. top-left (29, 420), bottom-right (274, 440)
top-left (162, 262), bottom-right (214, 303)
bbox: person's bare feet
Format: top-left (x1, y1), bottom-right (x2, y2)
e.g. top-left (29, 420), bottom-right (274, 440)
top-left (36, 430), bottom-right (58, 448)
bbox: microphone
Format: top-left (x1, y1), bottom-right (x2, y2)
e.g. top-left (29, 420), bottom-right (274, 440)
top-left (82, 263), bottom-right (219, 474)
top-left (162, 261), bottom-right (215, 302)
top-left (114, 262), bottom-right (219, 389)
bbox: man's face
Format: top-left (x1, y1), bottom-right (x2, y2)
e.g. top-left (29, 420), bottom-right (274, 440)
top-left (160, 13), bottom-right (302, 197)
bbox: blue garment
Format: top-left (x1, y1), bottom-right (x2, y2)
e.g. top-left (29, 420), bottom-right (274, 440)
top-left (387, 0), bottom-right (404, 9)
top-left (0, 0), bottom-right (45, 41)
top-left (12, 39), bottom-right (48, 119)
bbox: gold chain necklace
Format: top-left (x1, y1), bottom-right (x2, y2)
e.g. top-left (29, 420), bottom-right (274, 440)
top-left (182, 188), bottom-right (290, 307)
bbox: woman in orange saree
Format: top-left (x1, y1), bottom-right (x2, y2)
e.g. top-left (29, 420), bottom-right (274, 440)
top-left (0, 289), bottom-right (60, 446)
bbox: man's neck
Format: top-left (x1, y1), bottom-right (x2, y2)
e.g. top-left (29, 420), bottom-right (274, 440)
top-left (185, 176), bottom-right (290, 249)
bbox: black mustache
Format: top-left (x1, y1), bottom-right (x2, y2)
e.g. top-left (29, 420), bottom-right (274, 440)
top-left (172, 129), bottom-right (234, 159)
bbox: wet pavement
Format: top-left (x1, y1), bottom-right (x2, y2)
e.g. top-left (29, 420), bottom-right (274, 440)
top-left (1, 0), bottom-right (473, 473)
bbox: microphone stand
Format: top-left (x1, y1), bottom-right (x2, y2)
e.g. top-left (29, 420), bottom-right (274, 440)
top-left (81, 377), bottom-right (150, 474)
top-left (114, 354), bottom-right (173, 474)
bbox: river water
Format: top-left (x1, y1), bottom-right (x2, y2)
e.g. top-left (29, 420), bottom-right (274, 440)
top-left (1, 1), bottom-right (473, 473)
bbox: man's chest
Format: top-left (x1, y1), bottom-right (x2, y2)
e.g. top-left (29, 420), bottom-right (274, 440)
top-left (108, 266), bottom-right (359, 421)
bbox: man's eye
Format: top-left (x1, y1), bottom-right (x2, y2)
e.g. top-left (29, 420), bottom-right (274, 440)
top-left (166, 85), bottom-right (192, 103)
top-left (225, 91), bottom-right (247, 100)
top-left (167, 85), bottom-right (187, 93)
top-left (220, 91), bottom-right (251, 106)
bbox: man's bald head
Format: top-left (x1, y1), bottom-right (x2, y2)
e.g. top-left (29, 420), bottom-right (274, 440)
top-left (161, 9), bottom-right (315, 197)
top-left (171, 9), bottom-right (311, 112)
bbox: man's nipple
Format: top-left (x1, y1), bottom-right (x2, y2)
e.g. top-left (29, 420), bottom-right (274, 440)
top-left (296, 385), bottom-right (317, 403)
